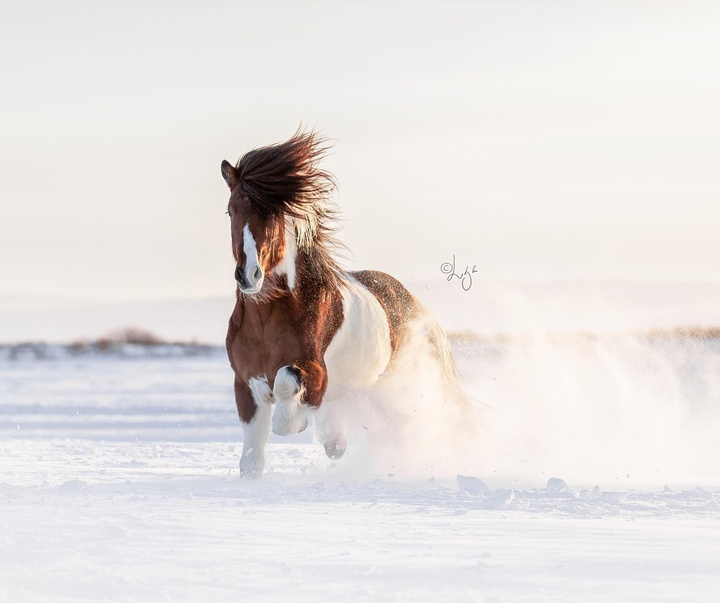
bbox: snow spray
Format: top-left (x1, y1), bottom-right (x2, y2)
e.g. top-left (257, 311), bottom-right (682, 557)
top-left (323, 283), bottom-right (720, 489)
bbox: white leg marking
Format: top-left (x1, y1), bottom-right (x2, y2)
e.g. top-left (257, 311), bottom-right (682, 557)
top-left (272, 366), bottom-right (310, 436)
top-left (240, 375), bottom-right (272, 478)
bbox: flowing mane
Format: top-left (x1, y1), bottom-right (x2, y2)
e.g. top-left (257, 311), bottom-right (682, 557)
top-left (234, 131), bottom-right (346, 287)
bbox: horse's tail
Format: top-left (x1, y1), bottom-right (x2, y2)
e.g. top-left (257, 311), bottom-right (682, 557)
top-left (422, 315), bottom-right (468, 409)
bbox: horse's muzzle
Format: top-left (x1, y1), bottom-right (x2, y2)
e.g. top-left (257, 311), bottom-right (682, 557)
top-left (235, 264), bottom-right (264, 294)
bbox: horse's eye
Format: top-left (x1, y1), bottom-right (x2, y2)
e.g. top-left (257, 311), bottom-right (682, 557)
top-left (226, 210), bottom-right (232, 217)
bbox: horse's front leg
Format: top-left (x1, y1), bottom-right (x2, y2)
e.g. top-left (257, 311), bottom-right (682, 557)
top-left (235, 376), bottom-right (272, 478)
top-left (272, 361), bottom-right (327, 436)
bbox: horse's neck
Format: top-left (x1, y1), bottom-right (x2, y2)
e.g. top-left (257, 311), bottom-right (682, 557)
top-left (232, 297), bottom-right (289, 343)
top-left (293, 246), bottom-right (341, 289)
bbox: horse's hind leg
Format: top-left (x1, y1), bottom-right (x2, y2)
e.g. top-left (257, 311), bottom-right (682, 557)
top-left (323, 434), bottom-right (347, 460)
top-left (315, 404), bottom-right (347, 460)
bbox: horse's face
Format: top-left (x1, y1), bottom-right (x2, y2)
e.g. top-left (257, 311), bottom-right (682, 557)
top-left (221, 161), bottom-right (286, 295)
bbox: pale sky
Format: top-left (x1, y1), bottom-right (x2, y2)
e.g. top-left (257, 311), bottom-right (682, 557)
top-left (1, 1), bottom-right (719, 302)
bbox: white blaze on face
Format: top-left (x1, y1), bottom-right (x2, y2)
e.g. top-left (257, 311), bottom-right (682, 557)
top-left (242, 224), bottom-right (263, 291)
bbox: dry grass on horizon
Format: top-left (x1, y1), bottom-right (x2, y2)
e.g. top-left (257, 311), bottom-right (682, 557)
top-left (447, 326), bottom-right (720, 345)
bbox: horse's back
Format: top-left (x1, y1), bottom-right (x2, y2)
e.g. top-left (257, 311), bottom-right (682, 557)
top-left (323, 269), bottom-right (423, 394)
top-left (349, 270), bottom-right (423, 353)
top-left (350, 270), bottom-right (463, 401)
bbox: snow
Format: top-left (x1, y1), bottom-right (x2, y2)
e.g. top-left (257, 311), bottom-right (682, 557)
top-left (2, 338), bottom-right (720, 601)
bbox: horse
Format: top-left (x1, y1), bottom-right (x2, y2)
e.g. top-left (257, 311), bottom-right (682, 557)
top-left (221, 130), bottom-right (465, 477)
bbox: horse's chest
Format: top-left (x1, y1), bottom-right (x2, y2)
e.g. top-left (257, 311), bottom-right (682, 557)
top-left (230, 314), bottom-right (302, 384)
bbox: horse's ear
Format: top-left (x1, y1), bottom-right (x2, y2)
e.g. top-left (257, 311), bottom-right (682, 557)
top-left (221, 160), bottom-right (238, 189)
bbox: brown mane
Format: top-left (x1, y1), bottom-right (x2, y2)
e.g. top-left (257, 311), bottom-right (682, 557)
top-left (234, 130), bottom-right (346, 289)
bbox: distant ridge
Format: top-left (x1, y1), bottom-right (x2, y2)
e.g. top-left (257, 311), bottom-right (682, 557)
top-left (3, 281), bottom-right (720, 345)
top-left (0, 296), bottom-right (235, 345)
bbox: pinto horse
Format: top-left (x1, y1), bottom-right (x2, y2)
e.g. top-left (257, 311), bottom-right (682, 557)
top-left (221, 131), bottom-right (464, 477)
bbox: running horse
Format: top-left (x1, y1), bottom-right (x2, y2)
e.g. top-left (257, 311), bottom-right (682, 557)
top-left (221, 131), bottom-right (463, 477)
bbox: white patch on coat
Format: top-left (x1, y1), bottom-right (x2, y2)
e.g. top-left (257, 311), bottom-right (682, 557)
top-left (272, 366), bottom-right (310, 435)
top-left (323, 275), bottom-right (392, 396)
top-left (274, 217), bottom-right (297, 290)
top-left (240, 375), bottom-right (272, 477)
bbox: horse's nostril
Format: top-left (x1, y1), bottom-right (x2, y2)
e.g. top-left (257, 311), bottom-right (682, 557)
top-left (254, 266), bottom-right (262, 281)
top-left (234, 265), bottom-right (244, 283)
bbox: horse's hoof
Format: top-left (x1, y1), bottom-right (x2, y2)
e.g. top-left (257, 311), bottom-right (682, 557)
top-left (239, 461), bottom-right (264, 479)
top-left (323, 434), bottom-right (347, 460)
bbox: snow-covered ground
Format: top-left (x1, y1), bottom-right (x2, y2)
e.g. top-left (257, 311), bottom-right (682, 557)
top-left (2, 338), bottom-right (720, 601)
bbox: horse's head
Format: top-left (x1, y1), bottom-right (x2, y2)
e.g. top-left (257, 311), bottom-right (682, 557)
top-left (220, 160), bottom-right (289, 296)
top-left (220, 131), bottom-right (341, 299)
